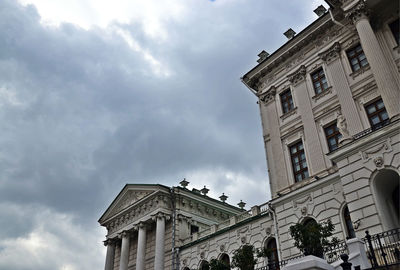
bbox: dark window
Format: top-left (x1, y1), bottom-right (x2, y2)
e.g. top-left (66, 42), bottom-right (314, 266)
top-left (389, 18), bottom-right (399, 45)
top-left (311, 68), bottom-right (329, 95)
top-left (266, 238), bottom-right (280, 270)
top-left (280, 89), bottom-right (294, 114)
top-left (365, 98), bottom-right (389, 129)
top-left (290, 141), bottom-right (309, 182)
top-left (219, 253), bottom-right (230, 267)
top-left (190, 225), bottom-right (199, 235)
top-left (200, 261), bottom-right (210, 270)
top-left (324, 122), bottom-right (342, 152)
top-left (346, 44), bottom-right (368, 72)
top-left (343, 205), bottom-right (356, 239)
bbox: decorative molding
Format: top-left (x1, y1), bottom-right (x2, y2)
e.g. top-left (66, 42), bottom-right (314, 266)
top-left (345, 0), bottom-right (369, 24)
top-left (287, 65), bottom-right (307, 85)
top-left (312, 86), bottom-right (333, 102)
top-left (280, 107), bottom-right (298, 121)
top-left (319, 42), bottom-right (341, 64)
top-left (360, 138), bottom-right (392, 163)
top-left (151, 212), bottom-right (171, 222)
top-left (258, 86), bottom-right (277, 104)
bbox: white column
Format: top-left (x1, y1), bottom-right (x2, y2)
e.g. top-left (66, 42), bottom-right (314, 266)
top-left (135, 223), bottom-right (147, 270)
top-left (348, 2), bottom-right (400, 119)
top-left (104, 239), bottom-right (116, 270)
top-left (119, 231), bottom-right (130, 270)
top-left (153, 214), bottom-right (166, 270)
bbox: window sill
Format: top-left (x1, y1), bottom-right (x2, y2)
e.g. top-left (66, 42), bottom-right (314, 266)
top-left (280, 107), bottom-right (298, 121)
top-left (312, 86), bottom-right (333, 102)
top-left (350, 64), bottom-right (370, 80)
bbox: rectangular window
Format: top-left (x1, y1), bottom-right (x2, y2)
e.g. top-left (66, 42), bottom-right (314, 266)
top-left (190, 225), bottom-right (199, 235)
top-left (346, 44), bottom-right (368, 72)
top-left (365, 98), bottom-right (389, 129)
top-left (311, 68), bottom-right (329, 95)
top-left (324, 122), bottom-right (342, 152)
top-left (280, 89), bottom-right (294, 114)
top-left (289, 141), bottom-right (309, 182)
top-left (389, 18), bottom-right (399, 45)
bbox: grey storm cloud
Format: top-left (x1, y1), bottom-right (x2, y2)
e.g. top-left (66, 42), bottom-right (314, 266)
top-left (0, 0), bottom-right (324, 269)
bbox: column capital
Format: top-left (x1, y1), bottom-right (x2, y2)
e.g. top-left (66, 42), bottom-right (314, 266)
top-left (103, 238), bottom-right (116, 246)
top-left (345, 0), bottom-right (369, 24)
top-left (287, 65), bottom-right (306, 85)
top-left (133, 221), bottom-right (147, 231)
top-left (118, 230), bottom-right (131, 239)
top-left (319, 42), bottom-right (341, 64)
top-left (258, 86), bottom-right (276, 104)
top-left (151, 212), bottom-right (171, 222)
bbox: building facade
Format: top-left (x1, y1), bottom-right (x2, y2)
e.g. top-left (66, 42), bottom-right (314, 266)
top-left (99, 0), bottom-right (399, 269)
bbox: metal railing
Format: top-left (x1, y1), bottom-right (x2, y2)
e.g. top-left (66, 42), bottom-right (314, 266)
top-left (352, 119), bottom-right (392, 140)
top-left (324, 239), bottom-right (348, 263)
top-left (363, 228), bottom-right (400, 269)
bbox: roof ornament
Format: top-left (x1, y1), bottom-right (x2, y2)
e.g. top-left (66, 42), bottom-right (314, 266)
top-left (257, 50), bottom-right (270, 63)
top-left (219, 193), bottom-right (228, 203)
top-left (314, 5), bottom-right (327, 17)
top-left (179, 178), bottom-right (189, 188)
top-left (200, 186), bottom-right (209, 196)
top-left (284, 28), bottom-right (296, 40)
top-left (237, 200), bottom-right (246, 209)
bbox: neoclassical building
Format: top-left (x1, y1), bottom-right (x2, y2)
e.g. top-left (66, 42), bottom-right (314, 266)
top-left (99, 0), bottom-right (399, 269)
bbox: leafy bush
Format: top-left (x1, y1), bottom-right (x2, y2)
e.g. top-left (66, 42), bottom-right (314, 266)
top-left (209, 258), bottom-right (229, 270)
top-left (231, 244), bottom-right (257, 270)
top-left (289, 219), bottom-right (339, 258)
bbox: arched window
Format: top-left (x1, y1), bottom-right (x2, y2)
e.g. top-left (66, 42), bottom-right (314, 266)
top-left (266, 238), bottom-right (280, 270)
top-left (182, 268), bottom-right (190, 270)
top-left (302, 218), bottom-right (323, 258)
top-left (199, 260), bottom-right (209, 270)
top-left (343, 205), bottom-right (355, 239)
top-left (372, 169), bottom-right (400, 230)
top-left (219, 253), bottom-right (230, 267)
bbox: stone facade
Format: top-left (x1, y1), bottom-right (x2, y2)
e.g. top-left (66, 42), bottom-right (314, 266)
top-left (100, 0), bottom-right (399, 269)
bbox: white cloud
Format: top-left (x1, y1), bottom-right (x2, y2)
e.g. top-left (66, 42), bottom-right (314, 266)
top-left (0, 204), bottom-right (105, 270)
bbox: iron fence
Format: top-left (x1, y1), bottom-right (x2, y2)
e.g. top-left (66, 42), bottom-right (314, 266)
top-left (363, 228), bottom-right (400, 269)
top-left (324, 239), bottom-right (349, 263)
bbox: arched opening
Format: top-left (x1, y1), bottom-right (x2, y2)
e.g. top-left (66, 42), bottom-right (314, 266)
top-left (182, 268), bottom-right (190, 270)
top-left (199, 260), bottom-right (209, 270)
top-left (302, 218), bottom-right (324, 258)
top-left (343, 205), bottom-right (356, 239)
top-left (265, 238), bottom-right (280, 270)
top-left (219, 253), bottom-right (230, 267)
top-left (372, 169), bottom-right (400, 230)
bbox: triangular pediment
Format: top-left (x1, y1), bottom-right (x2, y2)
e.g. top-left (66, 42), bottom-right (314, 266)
top-left (99, 184), bottom-right (169, 224)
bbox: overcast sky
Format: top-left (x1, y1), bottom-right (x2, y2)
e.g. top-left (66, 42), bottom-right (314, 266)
top-left (0, 0), bottom-right (326, 269)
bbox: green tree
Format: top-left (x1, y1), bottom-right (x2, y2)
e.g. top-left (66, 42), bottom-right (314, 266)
top-left (230, 244), bottom-right (257, 270)
top-left (289, 219), bottom-right (339, 258)
top-left (209, 258), bottom-right (229, 270)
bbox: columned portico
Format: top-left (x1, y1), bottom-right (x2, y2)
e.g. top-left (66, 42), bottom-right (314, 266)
top-left (135, 223), bottom-right (147, 270)
top-left (347, 1), bottom-right (400, 119)
top-left (104, 239), bottom-right (116, 270)
top-left (119, 231), bottom-right (130, 270)
top-left (153, 213), bottom-right (167, 270)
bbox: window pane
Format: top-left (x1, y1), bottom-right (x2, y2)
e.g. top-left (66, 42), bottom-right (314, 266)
top-left (360, 58), bottom-right (368, 66)
top-left (293, 156), bottom-right (299, 163)
top-left (367, 105), bottom-right (376, 114)
top-left (298, 143), bottom-right (303, 150)
top-left (371, 116), bottom-right (380, 125)
top-left (304, 171), bottom-right (309, 178)
top-left (377, 100), bottom-right (384, 109)
top-left (356, 45), bottom-right (362, 52)
top-left (302, 161), bottom-right (307, 168)
top-left (296, 174), bottom-right (302, 181)
top-left (295, 164), bottom-right (300, 171)
top-left (380, 111), bottom-right (388, 120)
top-left (348, 50), bottom-right (355, 57)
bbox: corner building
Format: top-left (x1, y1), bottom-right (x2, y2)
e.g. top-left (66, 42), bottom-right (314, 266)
top-left (100, 0), bottom-right (400, 269)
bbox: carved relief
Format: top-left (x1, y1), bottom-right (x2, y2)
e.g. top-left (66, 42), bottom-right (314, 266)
top-left (360, 139), bottom-right (392, 167)
top-left (346, 0), bottom-right (369, 24)
top-left (258, 86), bottom-right (277, 104)
top-left (287, 65), bottom-right (307, 85)
top-left (319, 42), bottom-right (341, 63)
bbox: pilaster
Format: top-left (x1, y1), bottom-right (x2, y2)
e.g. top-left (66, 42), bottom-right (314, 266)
top-left (288, 66), bottom-right (327, 175)
top-left (319, 42), bottom-right (364, 135)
